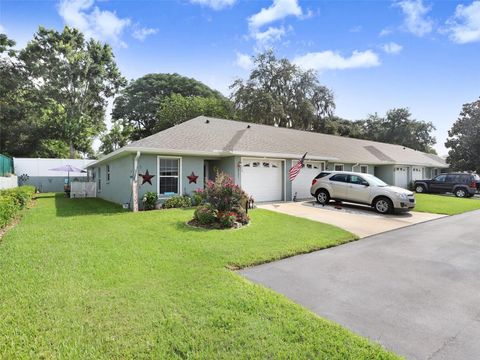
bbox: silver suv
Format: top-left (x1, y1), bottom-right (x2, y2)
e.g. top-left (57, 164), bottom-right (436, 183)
top-left (310, 171), bottom-right (415, 214)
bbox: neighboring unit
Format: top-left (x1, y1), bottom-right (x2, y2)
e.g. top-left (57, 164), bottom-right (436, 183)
top-left (414, 173), bottom-right (479, 198)
top-left (14, 158), bottom-right (94, 192)
top-left (310, 171), bottom-right (415, 214)
top-left (86, 116), bottom-right (447, 209)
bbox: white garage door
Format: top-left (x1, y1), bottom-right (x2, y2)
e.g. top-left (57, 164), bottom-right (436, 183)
top-left (241, 159), bottom-right (283, 202)
top-left (411, 166), bottom-right (424, 182)
top-left (394, 166), bottom-right (408, 189)
top-left (292, 161), bottom-right (325, 199)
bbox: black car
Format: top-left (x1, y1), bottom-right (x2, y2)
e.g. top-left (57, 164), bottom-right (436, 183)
top-left (414, 173), bottom-right (479, 198)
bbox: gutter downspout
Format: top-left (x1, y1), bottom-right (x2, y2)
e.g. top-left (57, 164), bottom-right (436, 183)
top-left (352, 163), bottom-right (359, 172)
top-left (132, 151), bottom-right (141, 212)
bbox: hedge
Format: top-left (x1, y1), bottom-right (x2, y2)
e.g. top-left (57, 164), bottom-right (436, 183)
top-left (0, 186), bottom-right (35, 229)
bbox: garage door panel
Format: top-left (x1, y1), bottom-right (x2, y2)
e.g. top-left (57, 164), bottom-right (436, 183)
top-left (394, 167), bottom-right (408, 189)
top-left (241, 159), bottom-right (283, 202)
top-left (292, 161), bottom-right (324, 199)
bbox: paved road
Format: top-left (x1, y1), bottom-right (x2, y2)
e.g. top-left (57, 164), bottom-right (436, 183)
top-left (240, 210), bottom-right (480, 359)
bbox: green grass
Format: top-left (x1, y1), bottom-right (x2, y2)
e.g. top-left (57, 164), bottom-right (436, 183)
top-left (414, 193), bottom-right (480, 215)
top-left (0, 194), bottom-right (398, 359)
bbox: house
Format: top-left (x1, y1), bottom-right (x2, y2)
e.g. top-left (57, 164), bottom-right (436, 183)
top-left (14, 158), bottom-right (94, 192)
top-left (87, 116), bottom-right (448, 208)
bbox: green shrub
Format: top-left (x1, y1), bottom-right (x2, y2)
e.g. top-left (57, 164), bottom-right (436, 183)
top-left (0, 186), bottom-right (35, 228)
top-left (194, 203), bottom-right (217, 225)
top-left (142, 192), bottom-right (158, 211)
top-left (163, 195), bottom-right (192, 209)
top-left (191, 190), bottom-right (204, 206)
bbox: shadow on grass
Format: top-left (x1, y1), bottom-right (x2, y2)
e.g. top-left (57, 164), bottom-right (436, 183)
top-left (52, 193), bottom-right (127, 217)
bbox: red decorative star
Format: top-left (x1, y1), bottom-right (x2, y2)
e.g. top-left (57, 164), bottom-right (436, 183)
top-left (187, 171), bottom-right (199, 184)
top-left (139, 170), bottom-right (155, 185)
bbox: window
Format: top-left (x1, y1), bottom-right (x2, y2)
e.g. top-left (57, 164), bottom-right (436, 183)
top-left (349, 175), bottom-right (368, 186)
top-left (334, 164), bottom-right (344, 171)
top-left (158, 157), bottom-right (180, 195)
top-left (97, 167), bottom-right (101, 191)
top-left (315, 172), bottom-right (331, 179)
top-left (360, 165), bottom-right (368, 174)
top-left (106, 164), bottom-right (111, 182)
top-left (434, 174), bottom-right (446, 182)
top-left (330, 174), bottom-right (348, 182)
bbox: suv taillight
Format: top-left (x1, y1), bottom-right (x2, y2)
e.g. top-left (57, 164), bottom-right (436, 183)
top-left (312, 179), bottom-right (317, 186)
top-left (470, 181), bottom-right (477, 189)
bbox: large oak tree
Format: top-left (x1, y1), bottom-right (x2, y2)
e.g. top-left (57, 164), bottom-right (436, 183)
top-left (18, 26), bottom-right (125, 158)
top-left (230, 50), bottom-right (335, 130)
top-left (445, 98), bottom-right (480, 172)
top-left (112, 73), bottom-right (229, 140)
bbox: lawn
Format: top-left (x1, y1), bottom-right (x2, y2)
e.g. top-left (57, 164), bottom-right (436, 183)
top-left (414, 193), bottom-right (480, 215)
top-left (0, 194), bottom-right (398, 359)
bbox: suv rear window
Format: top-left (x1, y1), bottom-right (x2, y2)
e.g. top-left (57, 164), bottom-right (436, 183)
top-left (315, 172), bottom-right (331, 179)
top-left (330, 174), bottom-right (349, 182)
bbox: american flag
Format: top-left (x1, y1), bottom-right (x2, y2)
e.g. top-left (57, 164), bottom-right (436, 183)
top-left (289, 153), bottom-right (307, 181)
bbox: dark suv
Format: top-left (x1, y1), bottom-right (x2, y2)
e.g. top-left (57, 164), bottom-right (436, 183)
top-left (414, 173), bottom-right (479, 198)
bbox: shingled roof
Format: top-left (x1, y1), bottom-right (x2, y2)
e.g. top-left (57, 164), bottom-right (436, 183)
top-left (96, 116), bottom-right (447, 167)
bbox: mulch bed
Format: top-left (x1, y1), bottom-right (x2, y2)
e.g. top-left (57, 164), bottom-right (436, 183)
top-left (186, 219), bottom-right (249, 230)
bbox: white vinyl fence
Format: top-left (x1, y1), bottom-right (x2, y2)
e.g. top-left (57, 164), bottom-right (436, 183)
top-left (70, 181), bottom-right (96, 198)
top-left (0, 175), bottom-right (18, 190)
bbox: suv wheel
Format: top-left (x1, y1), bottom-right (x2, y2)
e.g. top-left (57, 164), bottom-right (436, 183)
top-left (374, 197), bottom-right (393, 214)
top-left (315, 189), bottom-right (330, 205)
top-left (454, 188), bottom-right (467, 198)
top-left (415, 184), bottom-right (425, 193)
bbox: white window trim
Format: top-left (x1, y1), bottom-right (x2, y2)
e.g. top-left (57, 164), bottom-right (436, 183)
top-left (304, 160), bottom-right (326, 171)
top-left (240, 157), bottom-right (286, 201)
top-left (334, 163), bottom-right (344, 171)
top-left (97, 167), bottom-right (102, 193)
top-left (157, 156), bottom-right (182, 198)
top-left (359, 164), bottom-right (368, 173)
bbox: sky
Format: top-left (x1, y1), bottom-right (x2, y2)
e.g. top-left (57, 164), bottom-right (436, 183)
top-left (1, 0), bottom-right (480, 155)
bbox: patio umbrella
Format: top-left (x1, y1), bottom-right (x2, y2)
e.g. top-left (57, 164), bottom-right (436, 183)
top-left (49, 165), bottom-right (86, 185)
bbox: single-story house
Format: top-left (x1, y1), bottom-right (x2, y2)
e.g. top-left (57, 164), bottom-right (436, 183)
top-left (14, 158), bottom-right (94, 192)
top-left (87, 116), bottom-right (448, 208)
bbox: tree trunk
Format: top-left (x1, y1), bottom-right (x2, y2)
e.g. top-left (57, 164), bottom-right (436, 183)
top-left (69, 140), bottom-right (75, 159)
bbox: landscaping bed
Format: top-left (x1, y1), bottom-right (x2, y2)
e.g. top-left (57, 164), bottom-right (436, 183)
top-left (0, 193), bottom-right (397, 359)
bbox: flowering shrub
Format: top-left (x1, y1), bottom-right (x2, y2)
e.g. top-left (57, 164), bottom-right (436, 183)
top-left (194, 203), bottom-right (217, 225)
top-left (190, 172), bottom-right (250, 229)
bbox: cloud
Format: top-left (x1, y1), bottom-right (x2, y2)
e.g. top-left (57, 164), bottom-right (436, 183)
top-left (350, 25), bottom-right (362, 33)
top-left (293, 50), bottom-right (381, 71)
top-left (379, 27), bottom-right (393, 36)
top-left (382, 42), bottom-right (403, 54)
top-left (248, 0), bottom-right (303, 29)
top-left (394, 0), bottom-right (433, 36)
top-left (190, 0), bottom-right (236, 10)
top-left (445, 1), bottom-right (480, 44)
top-left (253, 26), bottom-right (289, 47)
top-left (235, 52), bottom-right (253, 70)
top-left (58, 0), bottom-right (131, 46)
top-left (132, 27), bottom-right (158, 41)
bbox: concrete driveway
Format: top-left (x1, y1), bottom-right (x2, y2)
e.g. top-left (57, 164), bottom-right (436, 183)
top-left (240, 210), bottom-right (480, 359)
top-left (259, 201), bottom-right (445, 238)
